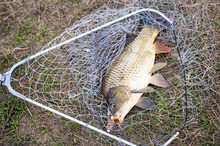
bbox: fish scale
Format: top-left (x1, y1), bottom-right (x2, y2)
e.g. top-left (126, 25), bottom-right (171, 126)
top-left (102, 26), bottom-right (159, 96)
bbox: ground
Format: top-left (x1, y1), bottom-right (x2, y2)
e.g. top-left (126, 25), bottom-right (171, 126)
top-left (0, 0), bottom-right (219, 145)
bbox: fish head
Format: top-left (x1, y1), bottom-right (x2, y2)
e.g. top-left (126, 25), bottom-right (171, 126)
top-left (106, 86), bottom-right (132, 126)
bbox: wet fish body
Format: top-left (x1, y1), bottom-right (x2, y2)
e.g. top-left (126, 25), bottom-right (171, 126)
top-left (102, 27), bottom-right (158, 96)
top-left (102, 26), bottom-right (170, 131)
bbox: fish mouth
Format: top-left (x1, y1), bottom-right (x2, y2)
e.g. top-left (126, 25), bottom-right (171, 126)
top-left (107, 115), bottom-right (123, 132)
top-left (113, 115), bottom-right (122, 124)
top-left (107, 110), bottom-right (123, 124)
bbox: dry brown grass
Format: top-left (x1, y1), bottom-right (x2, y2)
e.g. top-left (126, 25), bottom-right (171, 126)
top-left (0, 0), bottom-right (219, 145)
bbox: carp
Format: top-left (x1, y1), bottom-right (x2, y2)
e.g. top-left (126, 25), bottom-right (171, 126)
top-left (102, 26), bottom-right (171, 132)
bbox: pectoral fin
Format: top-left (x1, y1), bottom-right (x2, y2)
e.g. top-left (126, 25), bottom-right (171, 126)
top-left (151, 62), bottom-right (167, 73)
top-left (150, 74), bottom-right (169, 87)
top-left (131, 86), bottom-right (155, 93)
top-left (136, 96), bottom-right (156, 110)
top-left (154, 41), bottom-right (171, 54)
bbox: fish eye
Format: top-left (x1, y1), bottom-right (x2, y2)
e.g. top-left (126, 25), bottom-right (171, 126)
top-left (110, 103), bottom-right (116, 109)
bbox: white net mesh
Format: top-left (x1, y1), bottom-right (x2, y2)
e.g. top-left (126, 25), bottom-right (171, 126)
top-left (10, 0), bottom-right (216, 145)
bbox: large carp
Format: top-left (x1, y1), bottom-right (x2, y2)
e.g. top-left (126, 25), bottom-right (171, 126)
top-left (102, 26), bottom-right (171, 132)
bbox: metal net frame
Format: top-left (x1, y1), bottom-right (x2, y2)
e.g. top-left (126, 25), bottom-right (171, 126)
top-left (0, 0), bottom-right (217, 145)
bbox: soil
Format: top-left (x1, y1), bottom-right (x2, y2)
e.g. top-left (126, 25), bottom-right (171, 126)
top-left (0, 0), bottom-right (219, 145)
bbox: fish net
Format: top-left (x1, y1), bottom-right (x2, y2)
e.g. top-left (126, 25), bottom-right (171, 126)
top-left (8, 0), bottom-right (216, 145)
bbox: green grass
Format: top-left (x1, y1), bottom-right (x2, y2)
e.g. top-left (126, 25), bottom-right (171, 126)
top-left (0, 96), bottom-right (26, 145)
top-left (213, 22), bottom-right (219, 31)
top-left (0, 0), bottom-right (219, 145)
top-left (0, 0), bottom-right (93, 144)
top-left (214, 57), bottom-right (220, 73)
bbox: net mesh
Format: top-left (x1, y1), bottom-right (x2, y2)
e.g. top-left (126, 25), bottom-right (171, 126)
top-left (10, 0), bottom-right (216, 145)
